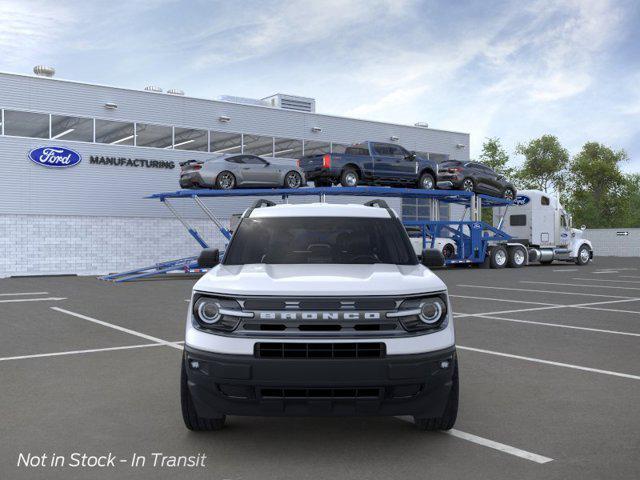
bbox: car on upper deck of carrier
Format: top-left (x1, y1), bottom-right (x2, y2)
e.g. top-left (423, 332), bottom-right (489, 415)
top-left (181, 199), bottom-right (457, 431)
top-left (298, 141), bottom-right (443, 190)
top-left (179, 154), bottom-right (306, 190)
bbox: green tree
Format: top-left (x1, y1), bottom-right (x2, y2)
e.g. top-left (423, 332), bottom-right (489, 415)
top-left (565, 142), bottom-right (629, 228)
top-left (478, 137), bottom-right (515, 178)
top-left (515, 135), bottom-right (569, 192)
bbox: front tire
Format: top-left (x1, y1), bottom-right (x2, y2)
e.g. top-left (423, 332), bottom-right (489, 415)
top-left (418, 172), bottom-right (436, 190)
top-left (216, 171), bottom-right (236, 190)
top-left (284, 171), bottom-right (303, 189)
top-left (340, 168), bottom-right (359, 187)
top-left (576, 245), bottom-right (592, 265)
top-left (414, 358), bottom-right (458, 431)
top-left (181, 356), bottom-right (226, 431)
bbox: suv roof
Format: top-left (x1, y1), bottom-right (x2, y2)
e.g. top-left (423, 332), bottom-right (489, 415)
top-left (248, 202), bottom-right (393, 219)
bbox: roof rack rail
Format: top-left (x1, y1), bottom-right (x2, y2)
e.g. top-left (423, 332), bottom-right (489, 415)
top-left (363, 199), bottom-right (394, 216)
top-left (244, 198), bottom-right (277, 218)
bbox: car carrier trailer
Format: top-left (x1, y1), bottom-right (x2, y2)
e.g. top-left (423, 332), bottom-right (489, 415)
top-left (100, 186), bottom-right (590, 283)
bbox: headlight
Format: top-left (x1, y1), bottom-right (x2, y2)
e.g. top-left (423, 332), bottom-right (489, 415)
top-left (419, 298), bottom-right (446, 324)
top-left (192, 294), bottom-right (246, 332)
top-left (195, 298), bottom-right (221, 324)
top-left (390, 294), bottom-right (448, 332)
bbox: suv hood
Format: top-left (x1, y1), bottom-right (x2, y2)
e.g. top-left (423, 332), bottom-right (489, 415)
top-left (194, 264), bottom-right (446, 296)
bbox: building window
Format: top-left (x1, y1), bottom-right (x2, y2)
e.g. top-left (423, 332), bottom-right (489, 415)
top-left (331, 143), bottom-right (349, 153)
top-left (243, 134), bottom-right (274, 156)
top-left (95, 119), bottom-right (135, 145)
top-left (173, 127), bottom-right (208, 151)
top-left (273, 137), bottom-right (303, 159)
top-left (303, 140), bottom-right (330, 156)
top-left (210, 131), bottom-right (242, 154)
top-left (50, 114), bottom-right (93, 142)
top-left (3, 110), bottom-right (49, 138)
top-left (402, 199), bottom-right (450, 222)
top-left (135, 123), bottom-right (173, 148)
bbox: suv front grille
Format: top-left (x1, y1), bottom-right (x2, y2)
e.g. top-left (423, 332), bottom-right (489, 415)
top-left (255, 342), bottom-right (385, 359)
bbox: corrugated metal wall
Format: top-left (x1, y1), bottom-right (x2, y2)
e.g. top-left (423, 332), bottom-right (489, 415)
top-left (583, 229), bottom-right (640, 257)
top-left (0, 72), bottom-right (469, 220)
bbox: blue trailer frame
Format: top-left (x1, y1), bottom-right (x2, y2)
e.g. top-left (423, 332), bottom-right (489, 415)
top-left (101, 186), bottom-right (512, 282)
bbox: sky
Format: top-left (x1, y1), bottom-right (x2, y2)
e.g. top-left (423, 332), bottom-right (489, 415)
top-left (1, 0), bottom-right (639, 171)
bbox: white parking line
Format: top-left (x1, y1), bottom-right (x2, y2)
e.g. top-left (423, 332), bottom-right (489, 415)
top-left (620, 275), bottom-right (640, 279)
top-left (449, 295), bottom-right (558, 306)
top-left (0, 343), bottom-right (162, 362)
top-left (446, 429), bottom-right (553, 464)
top-left (453, 297), bottom-right (640, 319)
top-left (0, 341), bottom-right (184, 362)
top-left (521, 281), bottom-right (640, 291)
top-left (553, 269), bottom-right (578, 272)
top-left (0, 292), bottom-right (49, 296)
top-left (395, 417), bottom-right (553, 463)
top-left (457, 284), bottom-right (637, 299)
top-left (0, 341), bottom-right (186, 363)
top-left (572, 277), bottom-right (640, 284)
top-left (0, 297), bottom-right (67, 304)
top-left (51, 307), bottom-right (183, 350)
top-left (457, 314), bottom-right (640, 337)
top-left (458, 345), bottom-right (640, 380)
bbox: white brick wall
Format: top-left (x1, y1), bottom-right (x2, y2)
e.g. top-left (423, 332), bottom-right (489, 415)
top-left (0, 214), bottom-right (230, 277)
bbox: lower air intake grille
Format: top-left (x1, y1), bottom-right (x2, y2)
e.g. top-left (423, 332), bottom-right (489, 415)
top-left (260, 387), bottom-right (383, 399)
top-left (255, 342), bottom-right (385, 359)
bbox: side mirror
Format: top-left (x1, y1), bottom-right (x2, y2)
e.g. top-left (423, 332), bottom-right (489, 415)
top-left (421, 249), bottom-right (445, 267)
top-left (197, 248), bottom-right (220, 268)
top-left (581, 225), bottom-right (586, 231)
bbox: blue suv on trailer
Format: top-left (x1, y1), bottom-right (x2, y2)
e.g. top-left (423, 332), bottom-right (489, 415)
top-left (298, 141), bottom-right (444, 190)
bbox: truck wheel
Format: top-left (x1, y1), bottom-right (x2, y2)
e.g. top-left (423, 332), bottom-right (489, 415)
top-left (414, 358), bottom-right (458, 431)
top-left (418, 172), bottom-right (435, 190)
top-left (489, 245), bottom-right (507, 269)
top-left (340, 168), bottom-right (359, 187)
top-left (181, 355), bottom-right (226, 431)
top-left (575, 245), bottom-right (592, 265)
top-left (507, 246), bottom-right (526, 268)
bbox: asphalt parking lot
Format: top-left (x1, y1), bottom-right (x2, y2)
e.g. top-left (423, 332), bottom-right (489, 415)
top-left (1, 257), bottom-right (639, 480)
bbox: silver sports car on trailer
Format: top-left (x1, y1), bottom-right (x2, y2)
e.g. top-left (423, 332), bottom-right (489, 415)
top-left (179, 154), bottom-right (306, 189)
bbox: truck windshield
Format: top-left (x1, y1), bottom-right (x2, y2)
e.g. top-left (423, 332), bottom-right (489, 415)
top-left (223, 217), bottom-right (418, 265)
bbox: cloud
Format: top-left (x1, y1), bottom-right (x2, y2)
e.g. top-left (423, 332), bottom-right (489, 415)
top-left (0, 0), bottom-right (75, 68)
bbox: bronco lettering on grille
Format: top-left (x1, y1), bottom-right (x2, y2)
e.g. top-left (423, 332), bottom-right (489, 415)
top-left (257, 312), bottom-right (382, 321)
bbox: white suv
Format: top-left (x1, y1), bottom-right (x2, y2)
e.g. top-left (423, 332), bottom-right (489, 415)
top-left (181, 199), bottom-right (458, 431)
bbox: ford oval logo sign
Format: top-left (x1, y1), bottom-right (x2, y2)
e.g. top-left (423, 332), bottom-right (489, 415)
top-left (28, 146), bottom-right (82, 168)
top-left (513, 195), bottom-right (530, 206)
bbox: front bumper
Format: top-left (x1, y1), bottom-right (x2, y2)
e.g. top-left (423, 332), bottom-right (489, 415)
top-left (184, 345), bottom-right (456, 417)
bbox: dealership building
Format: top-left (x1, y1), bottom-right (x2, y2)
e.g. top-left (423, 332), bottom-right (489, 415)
top-left (0, 69), bottom-right (470, 277)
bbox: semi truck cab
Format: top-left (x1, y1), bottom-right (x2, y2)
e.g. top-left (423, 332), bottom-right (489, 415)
top-left (495, 190), bottom-right (593, 265)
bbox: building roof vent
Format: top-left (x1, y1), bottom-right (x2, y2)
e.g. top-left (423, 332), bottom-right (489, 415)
top-left (167, 88), bottom-right (185, 96)
top-left (414, 122), bottom-right (429, 128)
top-left (261, 93), bottom-right (316, 113)
top-left (33, 65), bottom-right (55, 77)
top-left (144, 85), bottom-right (163, 93)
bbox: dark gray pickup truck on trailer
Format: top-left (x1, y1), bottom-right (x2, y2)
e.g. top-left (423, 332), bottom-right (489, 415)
top-left (298, 141), bottom-right (442, 189)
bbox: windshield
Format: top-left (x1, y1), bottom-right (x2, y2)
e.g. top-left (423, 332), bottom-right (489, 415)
top-left (223, 217), bottom-right (418, 265)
